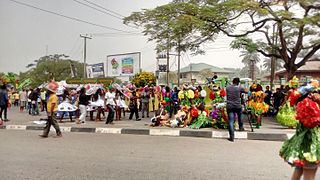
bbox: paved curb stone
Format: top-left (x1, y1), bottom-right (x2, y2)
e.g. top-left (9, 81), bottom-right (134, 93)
top-left (0, 125), bottom-right (294, 142)
top-left (247, 132), bottom-right (288, 141)
top-left (121, 128), bottom-right (149, 135)
top-left (180, 130), bottom-right (212, 138)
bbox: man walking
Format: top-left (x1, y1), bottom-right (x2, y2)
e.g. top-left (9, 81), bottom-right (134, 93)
top-left (226, 77), bottom-right (246, 142)
top-left (39, 81), bottom-right (62, 138)
top-left (0, 85), bottom-right (8, 122)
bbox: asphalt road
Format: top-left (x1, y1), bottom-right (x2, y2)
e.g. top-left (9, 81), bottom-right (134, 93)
top-left (0, 130), bottom-right (317, 180)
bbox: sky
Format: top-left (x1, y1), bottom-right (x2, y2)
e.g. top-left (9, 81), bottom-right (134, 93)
top-left (0, 0), bottom-right (245, 74)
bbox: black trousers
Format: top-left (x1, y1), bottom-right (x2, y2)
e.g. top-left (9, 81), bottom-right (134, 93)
top-left (129, 106), bottom-right (139, 120)
top-left (106, 104), bottom-right (115, 124)
top-left (0, 105), bottom-right (7, 120)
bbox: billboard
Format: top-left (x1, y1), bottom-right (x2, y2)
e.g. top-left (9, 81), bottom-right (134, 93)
top-left (106, 52), bottom-right (141, 77)
top-left (86, 63), bottom-right (105, 78)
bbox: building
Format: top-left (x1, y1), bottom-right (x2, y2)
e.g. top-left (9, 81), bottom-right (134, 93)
top-left (266, 58), bottom-right (320, 81)
top-left (179, 63), bottom-right (233, 84)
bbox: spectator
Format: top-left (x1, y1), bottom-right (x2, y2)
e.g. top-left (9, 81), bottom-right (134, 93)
top-left (141, 87), bottom-right (150, 118)
top-left (264, 85), bottom-right (273, 115)
top-left (226, 77), bottom-right (246, 142)
top-left (19, 89), bottom-right (28, 112)
top-left (273, 88), bottom-right (284, 115)
top-left (30, 88), bottom-right (40, 115)
top-left (27, 88), bottom-right (33, 115)
top-left (170, 87), bottom-right (179, 118)
top-left (40, 89), bottom-right (47, 112)
top-left (13, 91), bottom-right (19, 107)
top-left (0, 84), bottom-right (9, 121)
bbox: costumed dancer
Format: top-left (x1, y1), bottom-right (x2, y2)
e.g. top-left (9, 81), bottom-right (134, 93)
top-left (129, 90), bottom-right (141, 121)
top-left (105, 85), bottom-right (116, 124)
top-left (150, 101), bottom-right (169, 126)
top-left (58, 88), bottom-right (77, 123)
top-left (279, 80), bottom-right (320, 180)
top-left (90, 87), bottom-right (105, 122)
top-left (77, 87), bottom-right (89, 124)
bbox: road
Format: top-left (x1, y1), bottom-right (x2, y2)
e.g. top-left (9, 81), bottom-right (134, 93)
top-left (0, 130), bottom-right (316, 180)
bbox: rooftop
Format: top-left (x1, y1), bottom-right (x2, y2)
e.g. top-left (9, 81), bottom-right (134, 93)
top-left (179, 63), bottom-right (233, 74)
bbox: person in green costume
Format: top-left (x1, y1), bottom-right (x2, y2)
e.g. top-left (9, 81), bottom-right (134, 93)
top-left (280, 87), bottom-right (320, 180)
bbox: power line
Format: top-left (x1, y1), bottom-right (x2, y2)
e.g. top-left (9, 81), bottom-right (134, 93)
top-left (7, 0), bottom-right (130, 33)
top-left (72, 0), bottom-right (123, 20)
top-left (72, 0), bottom-right (138, 29)
top-left (82, 0), bottom-right (125, 18)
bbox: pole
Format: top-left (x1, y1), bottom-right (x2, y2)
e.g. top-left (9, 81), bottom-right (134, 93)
top-left (270, 24), bottom-right (277, 90)
top-left (166, 39), bottom-right (170, 86)
top-left (177, 39), bottom-right (181, 88)
top-left (80, 34), bottom-right (92, 78)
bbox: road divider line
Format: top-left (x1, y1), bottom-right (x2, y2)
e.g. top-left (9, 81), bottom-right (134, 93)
top-left (150, 129), bottom-right (180, 136)
top-left (212, 131), bottom-right (229, 138)
top-left (6, 125), bottom-right (27, 130)
top-left (96, 128), bottom-right (122, 134)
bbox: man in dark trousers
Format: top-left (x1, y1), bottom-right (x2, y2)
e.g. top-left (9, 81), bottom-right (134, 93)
top-left (226, 77), bottom-right (246, 142)
top-left (39, 81), bottom-right (62, 138)
top-left (0, 84), bottom-right (9, 122)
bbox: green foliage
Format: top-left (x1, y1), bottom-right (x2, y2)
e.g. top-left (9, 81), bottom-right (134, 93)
top-left (131, 71), bottom-right (156, 87)
top-left (125, 0), bottom-right (320, 80)
top-left (21, 54), bottom-right (84, 87)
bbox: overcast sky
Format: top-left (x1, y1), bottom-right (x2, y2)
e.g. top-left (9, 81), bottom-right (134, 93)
top-left (0, 0), bottom-right (245, 74)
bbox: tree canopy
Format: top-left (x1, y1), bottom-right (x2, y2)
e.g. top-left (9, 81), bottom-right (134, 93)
top-left (131, 71), bottom-right (156, 87)
top-left (125, 0), bottom-right (320, 79)
top-left (20, 54), bottom-right (84, 87)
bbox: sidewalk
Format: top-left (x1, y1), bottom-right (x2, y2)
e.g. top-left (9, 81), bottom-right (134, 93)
top-left (1, 106), bottom-right (296, 141)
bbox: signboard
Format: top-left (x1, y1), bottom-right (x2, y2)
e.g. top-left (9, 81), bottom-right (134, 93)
top-left (106, 52), bottom-right (141, 77)
top-left (86, 63), bottom-right (105, 78)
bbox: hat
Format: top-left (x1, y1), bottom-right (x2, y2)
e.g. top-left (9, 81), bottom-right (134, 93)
top-left (56, 87), bottom-right (65, 96)
top-left (47, 80), bottom-right (59, 93)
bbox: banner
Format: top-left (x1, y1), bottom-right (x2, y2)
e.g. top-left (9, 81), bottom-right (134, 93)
top-left (87, 63), bottom-right (105, 78)
top-left (106, 52), bottom-right (141, 77)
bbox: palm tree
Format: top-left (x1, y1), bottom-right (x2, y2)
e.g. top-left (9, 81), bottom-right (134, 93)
top-left (240, 51), bottom-right (261, 80)
top-left (263, 58), bottom-right (283, 71)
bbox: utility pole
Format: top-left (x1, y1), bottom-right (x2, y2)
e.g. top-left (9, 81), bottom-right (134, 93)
top-left (270, 24), bottom-right (277, 90)
top-left (80, 34), bottom-right (92, 78)
top-left (166, 38), bottom-right (170, 86)
top-left (177, 40), bottom-right (181, 88)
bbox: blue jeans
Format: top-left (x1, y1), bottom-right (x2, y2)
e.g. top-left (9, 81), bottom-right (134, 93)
top-left (227, 108), bottom-right (243, 139)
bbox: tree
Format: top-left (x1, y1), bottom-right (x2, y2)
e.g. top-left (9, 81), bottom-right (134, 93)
top-left (199, 68), bottom-right (215, 81)
top-left (263, 58), bottom-right (283, 72)
top-left (125, 0), bottom-right (320, 80)
top-left (21, 54), bottom-right (84, 87)
top-left (240, 50), bottom-right (261, 80)
top-left (131, 71), bottom-right (156, 87)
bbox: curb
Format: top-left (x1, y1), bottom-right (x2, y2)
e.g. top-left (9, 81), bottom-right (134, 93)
top-left (0, 125), bottom-right (293, 141)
